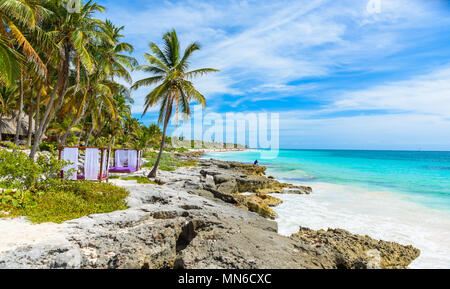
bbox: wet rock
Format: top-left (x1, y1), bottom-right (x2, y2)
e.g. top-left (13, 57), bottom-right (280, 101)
top-left (282, 187), bottom-right (313, 195)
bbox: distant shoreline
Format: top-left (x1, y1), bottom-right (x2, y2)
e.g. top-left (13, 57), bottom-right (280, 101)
top-left (188, 148), bottom-right (249, 153)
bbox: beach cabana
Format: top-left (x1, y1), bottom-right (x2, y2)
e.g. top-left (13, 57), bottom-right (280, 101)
top-left (109, 148), bottom-right (143, 173)
top-left (58, 146), bottom-right (109, 182)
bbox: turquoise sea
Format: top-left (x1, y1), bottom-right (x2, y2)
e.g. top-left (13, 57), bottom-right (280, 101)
top-left (203, 149), bottom-right (450, 268)
top-left (205, 149), bottom-right (450, 211)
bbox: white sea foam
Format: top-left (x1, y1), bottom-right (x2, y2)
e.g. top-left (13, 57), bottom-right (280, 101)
top-left (272, 181), bottom-right (450, 269)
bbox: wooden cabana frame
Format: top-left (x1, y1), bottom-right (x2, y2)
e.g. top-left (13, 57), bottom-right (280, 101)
top-left (109, 148), bottom-right (143, 173)
top-left (58, 146), bottom-right (110, 182)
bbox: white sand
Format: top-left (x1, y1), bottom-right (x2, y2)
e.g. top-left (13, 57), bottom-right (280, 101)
top-left (0, 218), bottom-right (65, 253)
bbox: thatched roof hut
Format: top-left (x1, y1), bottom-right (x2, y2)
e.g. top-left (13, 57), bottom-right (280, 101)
top-left (0, 114), bottom-right (35, 137)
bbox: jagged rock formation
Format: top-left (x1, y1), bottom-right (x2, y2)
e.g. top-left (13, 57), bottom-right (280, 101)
top-left (291, 227), bottom-right (421, 269)
top-left (0, 157), bottom-right (420, 269)
top-left (171, 158), bottom-right (312, 219)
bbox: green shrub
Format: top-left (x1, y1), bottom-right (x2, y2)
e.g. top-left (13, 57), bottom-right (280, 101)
top-left (38, 142), bottom-right (57, 153)
top-left (142, 152), bottom-right (197, 171)
top-left (0, 148), bottom-right (66, 191)
top-left (0, 141), bottom-right (27, 150)
top-left (0, 148), bottom-right (129, 224)
top-left (0, 189), bottom-right (40, 210)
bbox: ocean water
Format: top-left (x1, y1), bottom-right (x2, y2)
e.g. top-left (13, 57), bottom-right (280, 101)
top-left (203, 149), bottom-right (450, 269)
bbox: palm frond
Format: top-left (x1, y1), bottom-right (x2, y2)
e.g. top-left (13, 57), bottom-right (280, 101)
top-left (149, 42), bottom-right (171, 67)
top-left (162, 29), bottom-right (180, 67)
top-left (185, 68), bottom-right (219, 79)
top-left (176, 42), bottom-right (200, 71)
top-left (143, 53), bottom-right (169, 71)
top-left (131, 76), bottom-right (164, 90)
top-left (0, 36), bottom-right (22, 86)
top-left (7, 20), bottom-right (47, 76)
top-left (70, 30), bottom-right (94, 73)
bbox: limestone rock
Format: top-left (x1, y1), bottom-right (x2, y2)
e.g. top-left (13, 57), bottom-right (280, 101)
top-left (235, 194), bottom-right (278, 219)
top-left (217, 179), bottom-right (238, 195)
top-left (291, 227), bottom-right (421, 269)
top-left (204, 175), bottom-right (216, 189)
top-left (282, 187), bottom-right (313, 195)
top-left (236, 176), bottom-right (289, 194)
top-left (256, 193), bottom-right (283, 207)
top-left (0, 155), bottom-right (420, 269)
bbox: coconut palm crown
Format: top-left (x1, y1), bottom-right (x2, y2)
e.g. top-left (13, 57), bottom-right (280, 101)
top-left (131, 29), bottom-right (218, 178)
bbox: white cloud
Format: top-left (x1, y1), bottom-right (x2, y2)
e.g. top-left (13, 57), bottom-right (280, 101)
top-left (105, 0), bottom-right (446, 101)
top-left (331, 66), bottom-right (450, 117)
top-left (102, 0), bottom-right (450, 149)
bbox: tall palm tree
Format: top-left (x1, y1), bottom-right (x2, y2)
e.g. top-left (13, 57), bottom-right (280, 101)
top-left (132, 29), bottom-right (218, 178)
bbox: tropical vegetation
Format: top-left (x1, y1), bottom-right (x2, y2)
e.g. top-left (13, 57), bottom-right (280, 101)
top-left (0, 144), bottom-right (128, 223)
top-left (0, 1), bottom-right (219, 160)
top-left (0, 0), bottom-right (220, 223)
top-left (0, 0), bottom-right (158, 154)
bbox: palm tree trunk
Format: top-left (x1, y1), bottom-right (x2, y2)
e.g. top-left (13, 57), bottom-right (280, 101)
top-left (85, 100), bottom-right (103, 146)
top-left (85, 123), bottom-right (95, 146)
top-left (0, 112), bottom-right (3, 141)
top-left (60, 92), bottom-right (91, 145)
top-left (30, 46), bottom-right (71, 159)
top-left (15, 74), bottom-right (24, 145)
top-left (35, 83), bottom-right (42, 134)
top-left (148, 103), bottom-right (172, 178)
top-left (26, 94), bottom-right (33, 147)
top-left (60, 119), bottom-right (74, 145)
top-left (30, 85), bottom-right (57, 158)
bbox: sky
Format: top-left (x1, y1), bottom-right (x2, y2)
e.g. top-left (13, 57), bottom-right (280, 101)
top-left (98, 0), bottom-right (450, 150)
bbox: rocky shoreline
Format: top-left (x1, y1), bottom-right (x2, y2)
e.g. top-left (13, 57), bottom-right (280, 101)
top-left (0, 154), bottom-right (420, 269)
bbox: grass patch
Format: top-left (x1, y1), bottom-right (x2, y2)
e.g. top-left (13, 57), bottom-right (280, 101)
top-left (1, 182), bottom-right (129, 224)
top-left (120, 176), bottom-right (158, 184)
top-left (142, 152), bottom-right (197, 171)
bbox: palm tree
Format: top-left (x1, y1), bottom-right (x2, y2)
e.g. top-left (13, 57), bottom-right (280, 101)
top-left (132, 29), bottom-right (218, 178)
top-left (0, 0), bottom-right (49, 86)
top-left (147, 123), bottom-right (162, 146)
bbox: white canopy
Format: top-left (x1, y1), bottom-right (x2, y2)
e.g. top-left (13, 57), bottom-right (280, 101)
top-left (62, 147), bottom-right (78, 180)
top-left (85, 148), bottom-right (100, 181)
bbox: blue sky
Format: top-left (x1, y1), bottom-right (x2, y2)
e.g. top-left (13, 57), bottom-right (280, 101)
top-left (98, 0), bottom-right (450, 150)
